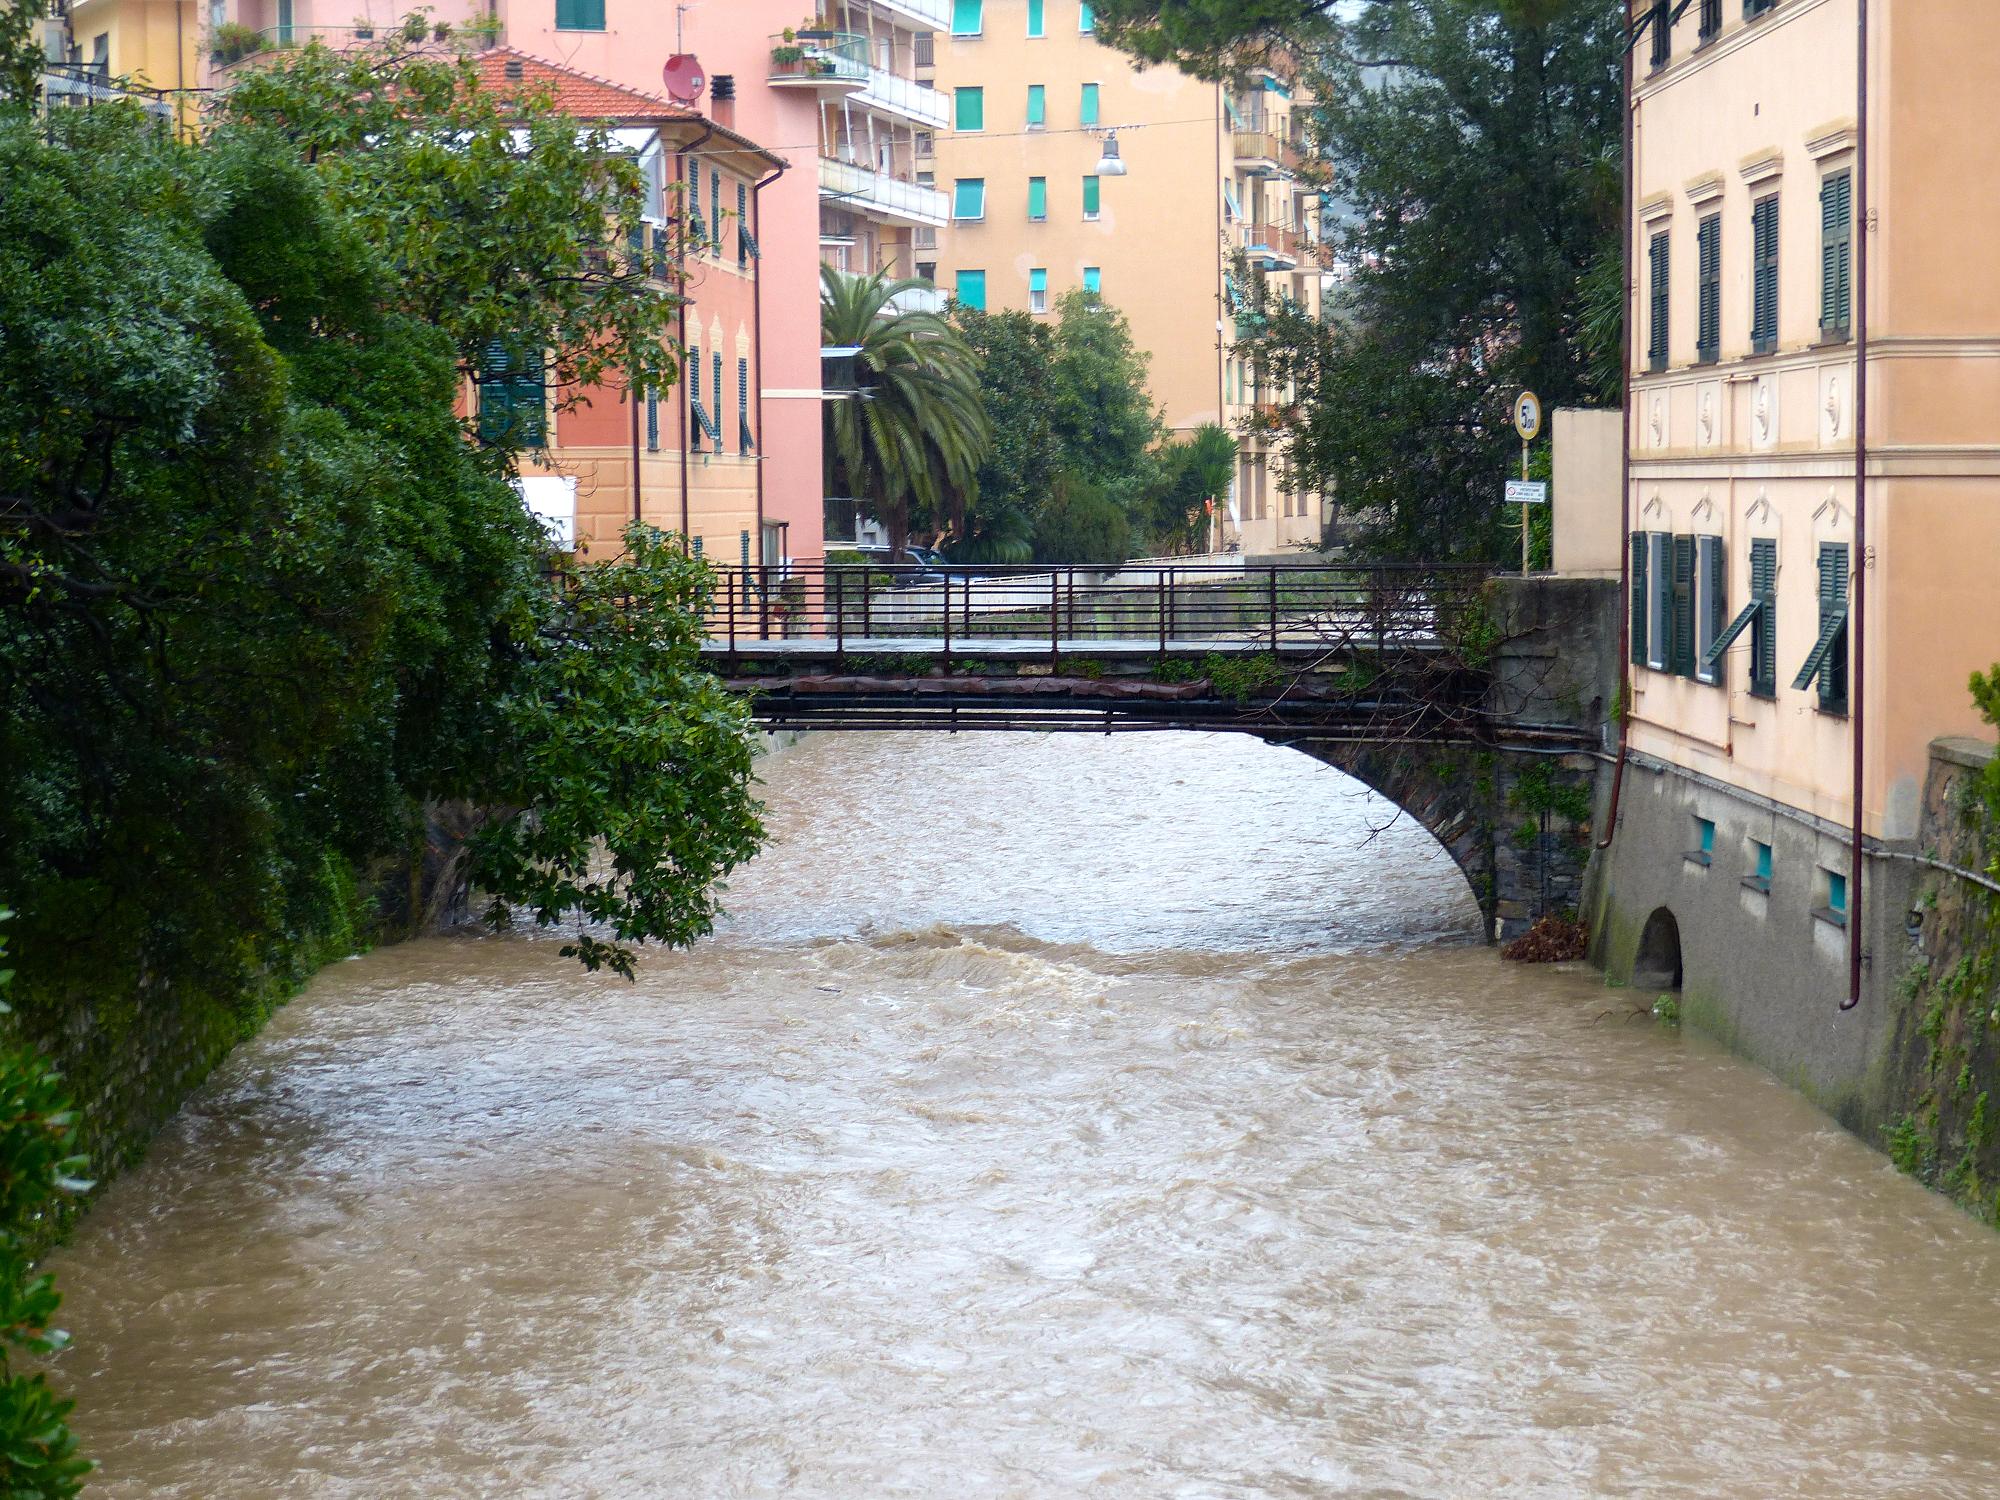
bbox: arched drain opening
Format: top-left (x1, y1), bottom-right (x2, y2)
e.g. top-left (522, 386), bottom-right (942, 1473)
top-left (1633, 906), bottom-right (1684, 993)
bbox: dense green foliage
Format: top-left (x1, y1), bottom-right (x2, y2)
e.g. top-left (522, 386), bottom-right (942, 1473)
top-left (822, 268), bottom-right (990, 559)
top-left (1103, 0), bottom-right (1622, 563)
top-left (0, 917), bottom-right (92, 1498)
top-left (1, 36), bottom-right (762, 1144)
top-left (947, 292), bottom-right (1223, 562)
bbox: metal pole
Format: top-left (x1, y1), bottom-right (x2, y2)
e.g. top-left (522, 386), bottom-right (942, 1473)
top-left (942, 570), bottom-right (952, 666)
top-left (758, 564), bottom-right (770, 640)
top-left (1157, 571), bottom-right (1168, 655)
top-left (834, 567), bottom-right (844, 658)
top-left (1520, 438), bottom-right (1532, 575)
top-left (1846, 0), bottom-right (1870, 1012)
top-left (727, 567), bottom-right (736, 657)
top-left (1267, 567), bottom-right (1279, 652)
top-left (1050, 569), bottom-right (1060, 666)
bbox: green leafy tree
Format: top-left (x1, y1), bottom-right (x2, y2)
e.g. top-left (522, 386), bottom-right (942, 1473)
top-left (1102, 0), bottom-right (1622, 562)
top-left (214, 24), bottom-right (682, 440)
top-left (823, 266), bottom-right (990, 559)
top-left (1032, 477), bottom-right (1134, 566)
top-left (1045, 289), bottom-right (1167, 519)
top-left (1148, 423), bottom-right (1238, 555)
top-left (947, 306), bottom-right (1059, 563)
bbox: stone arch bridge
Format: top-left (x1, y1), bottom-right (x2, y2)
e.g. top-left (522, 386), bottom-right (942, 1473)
top-left (705, 562), bottom-right (1620, 941)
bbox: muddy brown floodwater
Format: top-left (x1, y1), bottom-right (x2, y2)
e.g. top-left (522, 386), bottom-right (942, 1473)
top-left (44, 732), bottom-right (2000, 1498)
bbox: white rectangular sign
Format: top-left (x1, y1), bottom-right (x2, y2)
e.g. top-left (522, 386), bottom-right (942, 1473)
top-left (1505, 480), bottom-right (1549, 506)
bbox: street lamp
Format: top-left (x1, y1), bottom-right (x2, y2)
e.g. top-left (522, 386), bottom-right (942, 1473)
top-left (1093, 129), bottom-right (1127, 176)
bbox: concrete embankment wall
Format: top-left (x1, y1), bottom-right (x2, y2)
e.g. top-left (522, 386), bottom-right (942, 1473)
top-left (1587, 736), bottom-right (2000, 1214)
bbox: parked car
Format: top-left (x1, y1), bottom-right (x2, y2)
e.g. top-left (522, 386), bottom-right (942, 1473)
top-left (834, 543), bottom-right (948, 585)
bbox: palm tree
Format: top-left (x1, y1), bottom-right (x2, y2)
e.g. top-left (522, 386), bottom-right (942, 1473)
top-left (821, 267), bottom-right (990, 559)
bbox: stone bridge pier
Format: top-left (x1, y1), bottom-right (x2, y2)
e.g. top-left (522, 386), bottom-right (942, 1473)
top-left (1280, 577), bottom-right (1620, 941)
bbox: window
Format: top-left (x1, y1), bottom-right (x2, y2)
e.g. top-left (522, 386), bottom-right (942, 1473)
top-left (955, 268), bottom-right (987, 310)
top-left (1649, 0), bottom-right (1670, 69)
top-left (1746, 0), bottom-right (1777, 17)
top-left (916, 260), bottom-right (937, 283)
top-left (1647, 230), bottom-right (1670, 371)
top-left (554, 0), bottom-right (603, 31)
top-left (737, 183), bottom-right (748, 267)
top-left (91, 29), bottom-right (110, 65)
top-left (1747, 840), bottom-right (1773, 894)
top-left (1706, 535), bottom-right (1777, 694)
top-left (738, 358), bottom-right (752, 453)
top-left (953, 178), bottom-right (986, 220)
top-left (711, 352), bottom-right (724, 455)
top-left (1696, 213), bottom-right (1721, 363)
top-left (1026, 84), bottom-right (1045, 129)
top-left (1694, 533), bottom-right (1725, 683)
top-left (1080, 1), bottom-right (1095, 31)
top-left (1027, 0), bottom-right (1044, 36)
top-left (710, 171), bottom-right (722, 255)
top-left (478, 339), bottom-right (545, 446)
top-left (914, 31), bottom-right (935, 66)
top-left (916, 129), bottom-right (935, 156)
top-left (1816, 868), bottom-right (1849, 927)
top-left (1751, 194), bottom-right (1779, 354)
top-left (646, 387), bottom-right (659, 452)
top-left (1030, 267), bottom-right (1048, 313)
top-left (688, 353), bottom-right (719, 450)
top-left (1027, 176), bottom-right (1047, 221)
top-left (1792, 542), bottom-right (1850, 712)
top-left (1699, 0), bottom-right (1722, 40)
top-left (1688, 816), bottom-right (1716, 866)
top-left (1080, 81), bottom-right (1100, 126)
top-left (1082, 174), bottom-right (1100, 219)
top-left (955, 87), bottom-right (984, 131)
top-left (951, 0), bottom-right (982, 35)
top-left (1640, 532), bottom-right (1673, 671)
top-left (1082, 265), bottom-right (1101, 295)
top-left (1820, 170), bottom-right (1853, 341)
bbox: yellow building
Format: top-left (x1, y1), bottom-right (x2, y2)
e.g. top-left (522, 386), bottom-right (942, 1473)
top-left (1592, 0), bottom-right (2000, 1094)
top-left (927, 0), bottom-right (1324, 554)
top-left (41, 0), bottom-right (199, 129)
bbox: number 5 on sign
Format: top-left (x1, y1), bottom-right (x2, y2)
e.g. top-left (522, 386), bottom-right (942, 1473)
top-left (1512, 391), bottom-right (1542, 442)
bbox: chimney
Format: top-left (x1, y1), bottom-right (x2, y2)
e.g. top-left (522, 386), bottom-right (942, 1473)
top-left (711, 72), bottom-right (735, 128)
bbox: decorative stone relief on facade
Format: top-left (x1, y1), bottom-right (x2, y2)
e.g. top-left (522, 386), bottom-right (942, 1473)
top-left (1696, 380), bottom-right (1722, 450)
top-left (1648, 392), bottom-right (1669, 451)
top-left (1818, 364), bottom-right (1850, 448)
top-left (1751, 374), bottom-right (1778, 452)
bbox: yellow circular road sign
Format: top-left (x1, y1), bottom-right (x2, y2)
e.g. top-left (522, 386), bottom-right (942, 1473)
top-left (1512, 390), bottom-right (1543, 442)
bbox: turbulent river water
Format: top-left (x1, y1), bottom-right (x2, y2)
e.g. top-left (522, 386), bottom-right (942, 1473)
top-left (46, 732), bottom-right (2000, 1498)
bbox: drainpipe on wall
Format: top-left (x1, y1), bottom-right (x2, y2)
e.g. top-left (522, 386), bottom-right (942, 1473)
top-left (1597, 18), bottom-right (1638, 854)
top-left (676, 118), bottom-right (717, 553)
top-left (1845, 0), bottom-right (1871, 1011)
top-left (630, 360), bottom-right (642, 525)
top-left (752, 156), bottom-right (788, 566)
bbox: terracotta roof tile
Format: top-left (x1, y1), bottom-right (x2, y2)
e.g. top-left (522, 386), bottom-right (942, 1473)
top-left (469, 47), bottom-right (695, 121)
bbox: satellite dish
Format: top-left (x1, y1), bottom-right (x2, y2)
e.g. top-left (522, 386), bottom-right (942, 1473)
top-left (662, 54), bottom-right (707, 104)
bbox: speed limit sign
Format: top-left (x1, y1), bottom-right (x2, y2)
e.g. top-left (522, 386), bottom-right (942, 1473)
top-left (1512, 390), bottom-right (1543, 442)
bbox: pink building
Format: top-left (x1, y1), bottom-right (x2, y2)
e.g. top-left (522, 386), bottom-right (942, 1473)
top-left (206, 0), bottom-right (828, 567)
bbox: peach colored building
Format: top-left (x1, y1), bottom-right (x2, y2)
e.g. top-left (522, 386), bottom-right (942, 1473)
top-left (37, 0), bottom-right (196, 128)
top-left (205, 0), bottom-right (830, 568)
top-left (928, 0), bottom-right (1325, 555)
top-left (1593, 0), bottom-right (2000, 1102)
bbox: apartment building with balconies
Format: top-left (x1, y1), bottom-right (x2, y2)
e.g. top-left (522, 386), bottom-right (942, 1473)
top-left (927, 0), bottom-right (1325, 555)
top-left (1592, 0), bottom-right (2000, 1111)
top-left (37, 0), bottom-right (194, 126)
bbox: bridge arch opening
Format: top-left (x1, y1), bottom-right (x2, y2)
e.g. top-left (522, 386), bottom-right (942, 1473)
top-left (1633, 907), bottom-right (1684, 993)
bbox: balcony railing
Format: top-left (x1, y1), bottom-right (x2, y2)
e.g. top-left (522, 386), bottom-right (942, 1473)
top-left (854, 64), bottom-right (948, 128)
top-left (768, 30), bottom-right (868, 89)
top-left (1241, 222), bottom-right (1302, 268)
top-left (818, 155), bottom-right (950, 227)
top-left (210, 20), bottom-right (499, 72)
top-left (867, 0), bottom-right (950, 27)
top-left (1232, 128), bottom-right (1300, 177)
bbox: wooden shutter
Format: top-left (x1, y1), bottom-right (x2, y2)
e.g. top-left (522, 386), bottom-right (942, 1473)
top-left (1820, 172), bottom-right (1852, 337)
top-left (1696, 534), bottom-right (1725, 682)
top-left (1630, 532), bottom-right (1648, 666)
top-left (1818, 542), bottom-right (1850, 710)
top-left (1752, 197), bottom-right (1779, 353)
top-left (1749, 536), bottom-right (1777, 696)
top-left (1648, 232), bottom-right (1670, 368)
top-left (1671, 534), bottom-right (1696, 676)
top-left (1697, 215), bottom-right (1720, 361)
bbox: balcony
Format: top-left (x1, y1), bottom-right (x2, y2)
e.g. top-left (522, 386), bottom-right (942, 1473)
top-left (858, 0), bottom-right (950, 26)
top-left (854, 64), bottom-right (948, 129)
top-left (887, 284), bottom-right (945, 315)
top-left (210, 20), bottom-right (498, 75)
top-left (1241, 222), bottom-right (1301, 271)
top-left (818, 155), bottom-right (950, 228)
top-left (768, 30), bottom-right (868, 92)
top-left (1232, 125), bottom-right (1300, 178)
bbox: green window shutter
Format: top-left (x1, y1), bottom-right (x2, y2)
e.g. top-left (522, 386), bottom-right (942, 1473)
top-left (1629, 532), bottom-right (1648, 666)
top-left (1082, 174), bottom-right (1100, 217)
top-left (1752, 195), bottom-right (1779, 353)
top-left (1671, 534), bottom-right (1696, 676)
top-left (1793, 541), bottom-right (1851, 709)
top-left (645, 387), bottom-right (658, 451)
top-left (1027, 176), bottom-right (1047, 220)
top-left (1648, 231), bottom-right (1670, 369)
top-left (712, 352), bottom-right (723, 453)
top-left (1083, 266), bottom-right (1101, 294)
top-left (1696, 214), bottom-right (1721, 361)
top-left (556, 0), bottom-right (603, 29)
top-left (710, 171), bottom-right (721, 253)
top-left (478, 338), bottom-right (545, 447)
top-left (1080, 82), bottom-right (1100, 125)
top-left (951, 0), bottom-right (982, 33)
top-left (953, 178), bottom-right (985, 219)
top-left (737, 183), bottom-right (748, 266)
top-left (1749, 536), bottom-right (1777, 696)
top-left (1026, 0), bottom-right (1044, 35)
top-left (1026, 84), bottom-right (1045, 126)
top-left (1695, 533), bottom-right (1725, 682)
top-left (1820, 171), bottom-right (1852, 338)
top-left (1080, 1), bottom-right (1094, 30)
top-left (738, 357), bottom-right (751, 452)
top-left (955, 268), bottom-right (986, 311)
top-left (956, 87), bottom-right (984, 131)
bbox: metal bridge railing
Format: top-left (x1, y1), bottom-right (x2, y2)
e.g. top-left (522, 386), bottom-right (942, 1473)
top-left (705, 561), bottom-right (1489, 660)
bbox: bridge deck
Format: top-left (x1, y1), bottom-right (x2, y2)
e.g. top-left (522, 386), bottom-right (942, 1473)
top-left (701, 634), bottom-right (1378, 659)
